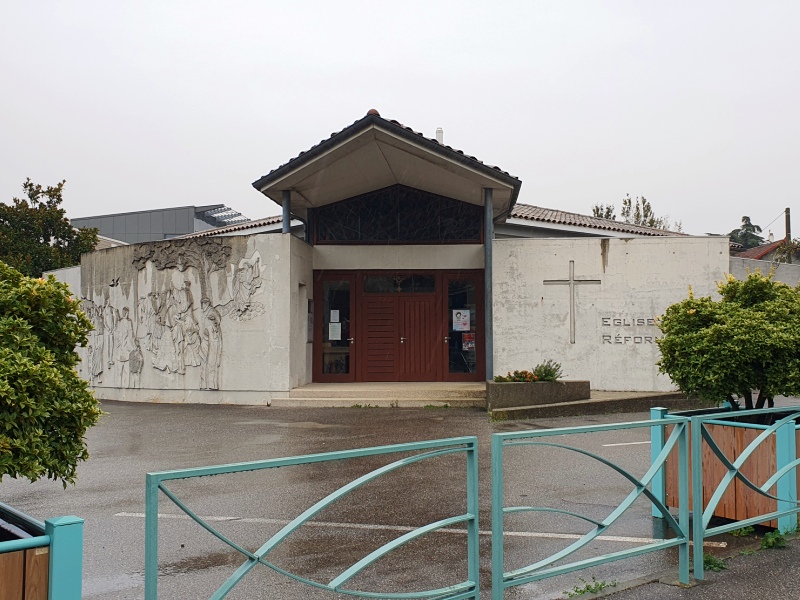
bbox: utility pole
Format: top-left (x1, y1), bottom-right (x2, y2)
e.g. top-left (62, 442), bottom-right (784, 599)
top-left (786, 207), bottom-right (792, 264)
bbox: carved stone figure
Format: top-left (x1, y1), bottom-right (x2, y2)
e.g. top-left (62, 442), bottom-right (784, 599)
top-left (200, 299), bottom-right (222, 390)
top-left (115, 306), bottom-right (137, 387)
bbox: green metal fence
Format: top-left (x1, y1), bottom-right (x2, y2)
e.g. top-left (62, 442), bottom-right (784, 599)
top-left (651, 405), bottom-right (800, 580)
top-left (144, 436), bottom-right (480, 599)
top-left (491, 418), bottom-right (691, 599)
top-left (0, 503), bottom-right (84, 600)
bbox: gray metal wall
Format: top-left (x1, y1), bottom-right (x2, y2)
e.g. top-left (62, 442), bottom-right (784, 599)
top-left (72, 207), bottom-right (196, 244)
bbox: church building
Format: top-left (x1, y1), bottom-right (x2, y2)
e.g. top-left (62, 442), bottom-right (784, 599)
top-left (60, 111), bottom-right (729, 404)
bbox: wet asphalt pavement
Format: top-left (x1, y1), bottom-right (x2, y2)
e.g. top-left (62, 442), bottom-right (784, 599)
top-left (0, 401), bottom-right (783, 599)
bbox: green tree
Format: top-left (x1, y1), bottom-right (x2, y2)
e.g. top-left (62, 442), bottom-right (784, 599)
top-left (591, 203), bottom-right (616, 220)
top-left (590, 195), bottom-right (682, 231)
top-left (0, 261), bottom-right (102, 485)
top-left (728, 216), bottom-right (764, 250)
top-left (0, 179), bottom-right (97, 278)
top-left (657, 271), bottom-right (800, 410)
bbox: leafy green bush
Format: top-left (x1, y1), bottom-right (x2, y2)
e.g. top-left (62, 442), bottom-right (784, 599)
top-left (0, 261), bottom-right (101, 486)
top-left (494, 360), bottom-right (564, 382)
top-left (533, 359), bottom-right (564, 382)
top-left (657, 271), bottom-right (800, 409)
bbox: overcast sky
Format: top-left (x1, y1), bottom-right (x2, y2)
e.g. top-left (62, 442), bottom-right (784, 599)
top-left (2, 1), bottom-right (799, 236)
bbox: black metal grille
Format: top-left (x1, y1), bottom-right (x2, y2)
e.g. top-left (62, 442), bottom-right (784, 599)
top-left (314, 185), bottom-right (482, 244)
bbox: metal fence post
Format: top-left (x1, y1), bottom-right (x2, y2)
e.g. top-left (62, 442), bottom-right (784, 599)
top-left (776, 420), bottom-right (798, 533)
top-left (45, 516), bottom-right (84, 600)
top-left (466, 440), bottom-right (480, 599)
top-left (677, 421), bottom-right (690, 585)
top-left (491, 434), bottom-right (505, 600)
top-left (691, 416), bottom-right (705, 580)
top-left (145, 473), bottom-right (160, 599)
top-left (650, 407), bottom-right (668, 518)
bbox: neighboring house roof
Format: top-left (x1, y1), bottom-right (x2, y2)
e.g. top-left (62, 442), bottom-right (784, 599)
top-left (183, 202), bottom-right (684, 239)
top-left (733, 240), bottom-right (783, 260)
top-left (94, 235), bottom-right (127, 250)
top-left (507, 204), bottom-right (683, 237)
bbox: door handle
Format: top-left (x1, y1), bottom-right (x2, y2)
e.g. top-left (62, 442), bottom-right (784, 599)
top-left (347, 338), bottom-right (354, 345)
top-left (400, 337), bottom-right (407, 344)
top-left (444, 336), bottom-right (450, 343)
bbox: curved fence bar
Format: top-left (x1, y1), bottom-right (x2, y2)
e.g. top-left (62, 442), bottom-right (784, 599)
top-left (651, 405), bottom-right (800, 581)
top-left (492, 419), bottom-right (691, 599)
top-left (145, 437), bottom-right (479, 600)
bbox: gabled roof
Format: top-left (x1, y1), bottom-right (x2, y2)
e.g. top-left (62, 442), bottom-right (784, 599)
top-left (252, 110), bottom-right (522, 221)
top-left (734, 240), bottom-right (783, 259)
top-left (508, 204), bottom-right (683, 237)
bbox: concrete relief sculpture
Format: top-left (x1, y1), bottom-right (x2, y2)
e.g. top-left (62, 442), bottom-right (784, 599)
top-left (125, 237), bottom-right (259, 391)
top-left (226, 252), bottom-right (265, 321)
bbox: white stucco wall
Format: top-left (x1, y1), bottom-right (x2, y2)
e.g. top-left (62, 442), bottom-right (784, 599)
top-left (44, 265), bottom-right (81, 293)
top-left (77, 233), bottom-right (296, 404)
top-left (313, 245), bottom-right (483, 270)
top-left (493, 237), bottom-right (730, 391)
top-left (290, 236), bottom-right (314, 388)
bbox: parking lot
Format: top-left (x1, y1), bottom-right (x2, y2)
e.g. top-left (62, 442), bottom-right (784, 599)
top-left (3, 401), bottom-right (690, 599)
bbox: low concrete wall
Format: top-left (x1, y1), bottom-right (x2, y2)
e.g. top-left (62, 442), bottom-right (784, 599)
top-left (486, 380), bottom-right (591, 411)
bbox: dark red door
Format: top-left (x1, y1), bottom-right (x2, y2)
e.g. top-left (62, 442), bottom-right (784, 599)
top-left (359, 296), bottom-right (399, 382)
top-left (399, 296), bottom-right (441, 381)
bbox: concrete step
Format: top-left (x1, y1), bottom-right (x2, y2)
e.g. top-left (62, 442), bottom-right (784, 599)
top-left (289, 383), bottom-right (486, 400)
top-left (271, 396), bottom-right (484, 408)
top-left (489, 392), bottom-right (708, 420)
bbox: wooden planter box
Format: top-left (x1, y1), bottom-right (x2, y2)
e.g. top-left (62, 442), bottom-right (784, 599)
top-left (486, 380), bottom-right (591, 411)
top-left (663, 413), bottom-right (800, 528)
top-left (0, 504), bottom-right (84, 600)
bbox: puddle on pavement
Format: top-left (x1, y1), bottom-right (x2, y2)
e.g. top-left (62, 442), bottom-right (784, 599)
top-left (159, 549), bottom-right (243, 575)
top-left (235, 420), bottom-right (338, 429)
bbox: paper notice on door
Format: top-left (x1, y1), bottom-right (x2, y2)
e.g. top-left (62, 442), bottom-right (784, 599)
top-left (453, 309), bottom-right (470, 331)
top-left (330, 309), bottom-right (339, 323)
top-left (462, 332), bottom-right (475, 351)
top-left (329, 322), bottom-right (342, 341)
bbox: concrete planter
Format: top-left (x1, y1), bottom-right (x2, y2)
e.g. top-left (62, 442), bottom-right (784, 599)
top-left (486, 380), bottom-right (591, 411)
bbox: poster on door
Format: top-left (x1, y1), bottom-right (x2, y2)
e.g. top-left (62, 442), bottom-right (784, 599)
top-left (462, 332), bottom-right (475, 351)
top-left (453, 309), bottom-right (470, 331)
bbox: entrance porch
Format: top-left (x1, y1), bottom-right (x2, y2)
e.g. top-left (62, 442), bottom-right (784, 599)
top-left (277, 382), bottom-right (487, 408)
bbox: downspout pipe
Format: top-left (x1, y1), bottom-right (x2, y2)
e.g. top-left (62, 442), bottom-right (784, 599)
top-left (484, 188), bottom-right (494, 381)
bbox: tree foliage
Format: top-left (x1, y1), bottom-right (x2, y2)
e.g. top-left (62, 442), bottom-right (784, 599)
top-left (591, 204), bottom-right (616, 220)
top-left (657, 271), bottom-right (800, 410)
top-left (728, 216), bottom-right (764, 250)
top-left (0, 261), bottom-right (102, 485)
top-left (590, 195), bottom-right (682, 232)
top-left (0, 179), bottom-right (97, 278)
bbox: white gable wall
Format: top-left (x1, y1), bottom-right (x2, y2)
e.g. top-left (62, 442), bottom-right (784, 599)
top-left (492, 237), bottom-right (730, 391)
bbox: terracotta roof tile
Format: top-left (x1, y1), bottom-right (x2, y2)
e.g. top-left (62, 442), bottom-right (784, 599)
top-left (509, 204), bottom-right (683, 236)
top-left (177, 215), bottom-right (283, 239)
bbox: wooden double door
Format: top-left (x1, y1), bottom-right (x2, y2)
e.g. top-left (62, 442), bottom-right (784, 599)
top-left (314, 270), bottom-right (484, 383)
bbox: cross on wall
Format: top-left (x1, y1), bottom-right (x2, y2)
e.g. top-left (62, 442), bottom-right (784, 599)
top-left (543, 261), bottom-right (601, 344)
